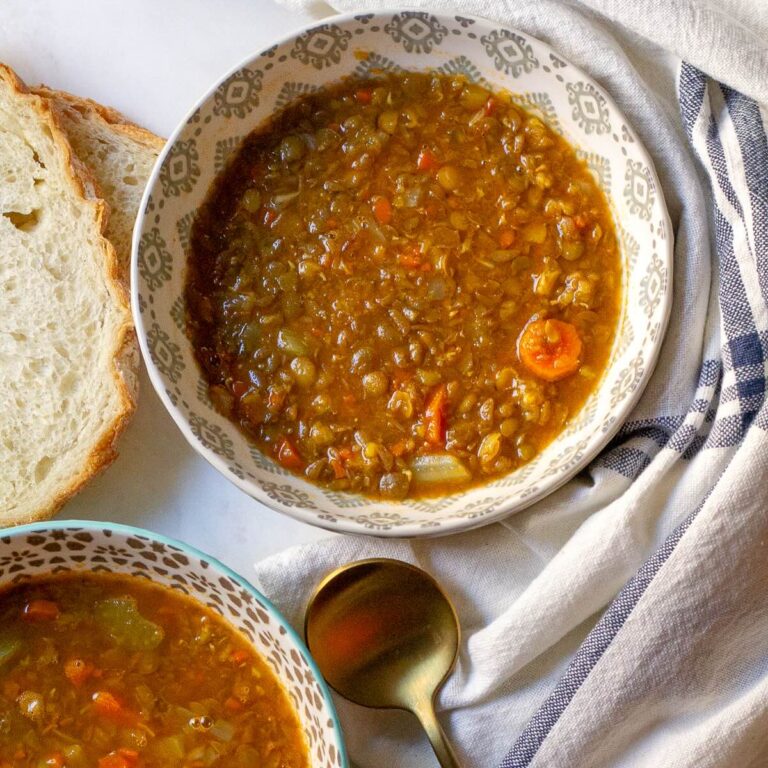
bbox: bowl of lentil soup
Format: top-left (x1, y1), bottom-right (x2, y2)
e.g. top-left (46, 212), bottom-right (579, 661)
top-left (0, 520), bottom-right (347, 768)
top-left (133, 11), bottom-right (672, 536)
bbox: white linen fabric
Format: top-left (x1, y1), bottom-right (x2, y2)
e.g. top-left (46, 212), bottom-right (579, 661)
top-left (255, 2), bottom-right (768, 766)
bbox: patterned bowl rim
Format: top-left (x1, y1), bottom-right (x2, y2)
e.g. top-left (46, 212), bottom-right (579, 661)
top-left (0, 518), bottom-right (350, 768)
top-left (131, 9), bottom-right (674, 538)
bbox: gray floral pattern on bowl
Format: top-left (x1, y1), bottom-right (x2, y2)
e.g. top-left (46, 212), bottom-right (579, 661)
top-left (132, 11), bottom-right (672, 537)
top-left (0, 521), bottom-right (347, 768)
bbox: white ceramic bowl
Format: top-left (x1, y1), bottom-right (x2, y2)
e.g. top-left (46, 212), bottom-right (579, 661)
top-left (0, 520), bottom-right (347, 767)
top-left (132, 10), bottom-right (672, 537)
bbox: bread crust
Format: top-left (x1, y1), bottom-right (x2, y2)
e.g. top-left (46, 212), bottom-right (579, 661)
top-left (33, 85), bottom-right (165, 155)
top-left (0, 64), bottom-right (139, 526)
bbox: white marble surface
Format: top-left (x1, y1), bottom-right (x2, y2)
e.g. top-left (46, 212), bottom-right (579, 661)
top-left (0, 0), bottom-right (341, 578)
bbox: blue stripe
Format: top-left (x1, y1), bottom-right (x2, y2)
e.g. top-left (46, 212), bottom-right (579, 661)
top-left (721, 85), bottom-right (768, 302)
top-left (499, 489), bottom-right (712, 768)
top-left (704, 100), bottom-right (755, 341)
top-left (499, 65), bottom-right (765, 767)
top-left (679, 63), bottom-right (707, 140)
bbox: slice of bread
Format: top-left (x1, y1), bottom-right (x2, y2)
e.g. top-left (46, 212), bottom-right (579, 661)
top-left (0, 65), bottom-right (157, 525)
top-left (34, 87), bottom-right (165, 286)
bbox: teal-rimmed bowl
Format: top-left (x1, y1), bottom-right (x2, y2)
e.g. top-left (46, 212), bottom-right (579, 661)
top-left (0, 520), bottom-right (348, 768)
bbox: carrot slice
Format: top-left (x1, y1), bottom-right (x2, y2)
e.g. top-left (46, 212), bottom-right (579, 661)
top-left (518, 319), bottom-right (582, 381)
top-left (416, 148), bottom-right (439, 171)
top-left (98, 754), bottom-right (134, 768)
top-left (276, 436), bottom-right (304, 470)
top-left (424, 385), bottom-right (448, 446)
top-left (371, 195), bottom-right (392, 225)
top-left (22, 599), bottom-right (59, 622)
top-left (92, 691), bottom-right (136, 726)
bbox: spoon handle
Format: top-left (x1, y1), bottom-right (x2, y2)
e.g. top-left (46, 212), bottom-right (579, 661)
top-left (413, 700), bottom-right (461, 768)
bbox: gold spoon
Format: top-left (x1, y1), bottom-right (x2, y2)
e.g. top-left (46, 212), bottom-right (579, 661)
top-left (305, 558), bottom-right (462, 768)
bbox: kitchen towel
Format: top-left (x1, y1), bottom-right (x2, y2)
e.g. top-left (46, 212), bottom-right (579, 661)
top-left (256, 2), bottom-right (768, 766)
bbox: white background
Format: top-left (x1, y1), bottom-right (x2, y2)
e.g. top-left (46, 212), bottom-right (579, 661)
top-left (0, 0), bottom-right (342, 578)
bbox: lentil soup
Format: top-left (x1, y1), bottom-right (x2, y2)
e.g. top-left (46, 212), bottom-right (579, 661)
top-left (0, 574), bottom-right (308, 768)
top-left (187, 72), bottom-right (621, 500)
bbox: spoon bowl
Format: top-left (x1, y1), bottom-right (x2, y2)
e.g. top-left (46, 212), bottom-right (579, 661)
top-left (305, 559), bottom-right (461, 767)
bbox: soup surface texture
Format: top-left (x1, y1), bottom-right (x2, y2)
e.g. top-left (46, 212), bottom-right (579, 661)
top-left (0, 575), bottom-right (308, 768)
top-left (187, 72), bottom-right (621, 499)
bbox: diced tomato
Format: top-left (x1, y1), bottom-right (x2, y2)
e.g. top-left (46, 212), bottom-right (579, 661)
top-left (424, 385), bottom-right (448, 446)
top-left (371, 195), bottom-right (392, 225)
top-left (355, 88), bottom-right (372, 104)
top-left (498, 228), bottom-right (516, 248)
top-left (43, 754), bottom-right (64, 768)
top-left (483, 96), bottom-right (497, 116)
top-left (338, 447), bottom-right (354, 461)
top-left (230, 649), bottom-right (250, 665)
top-left (64, 658), bottom-right (95, 688)
top-left (416, 148), bottom-right (439, 171)
top-left (224, 696), bottom-right (244, 713)
top-left (276, 436), bottom-right (304, 470)
top-left (22, 600), bottom-right (59, 622)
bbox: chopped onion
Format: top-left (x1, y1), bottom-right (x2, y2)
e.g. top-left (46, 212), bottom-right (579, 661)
top-left (410, 454), bottom-right (471, 485)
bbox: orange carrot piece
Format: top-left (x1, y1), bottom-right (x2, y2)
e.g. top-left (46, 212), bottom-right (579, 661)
top-left (98, 754), bottom-right (134, 768)
top-left (230, 649), bottom-right (250, 665)
top-left (390, 439), bottom-right (409, 458)
top-left (225, 696), bottom-right (244, 712)
top-left (64, 658), bottom-right (95, 688)
top-left (424, 385), bottom-right (448, 446)
top-left (330, 458), bottom-right (347, 479)
top-left (518, 319), bottom-right (582, 381)
top-left (355, 88), bottom-right (372, 104)
top-left (371, 195), bottom-right (392, 225)
top-left (498, 228), bottom-right (516, 248)
top-left (484, 96), bottom-right (498, 116)
top-left (398, 246), bottom-right (422, 270)
top-left (92, 691), bottom-right (135, 726)
top-left (22, 599), bottom-right (59, 622)
top-left (416, 148), bottom-right (439, 171)
top-left (276, 436), bottom-right (304, 470)
top-left (43, 754), bottom-right (64, 768)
